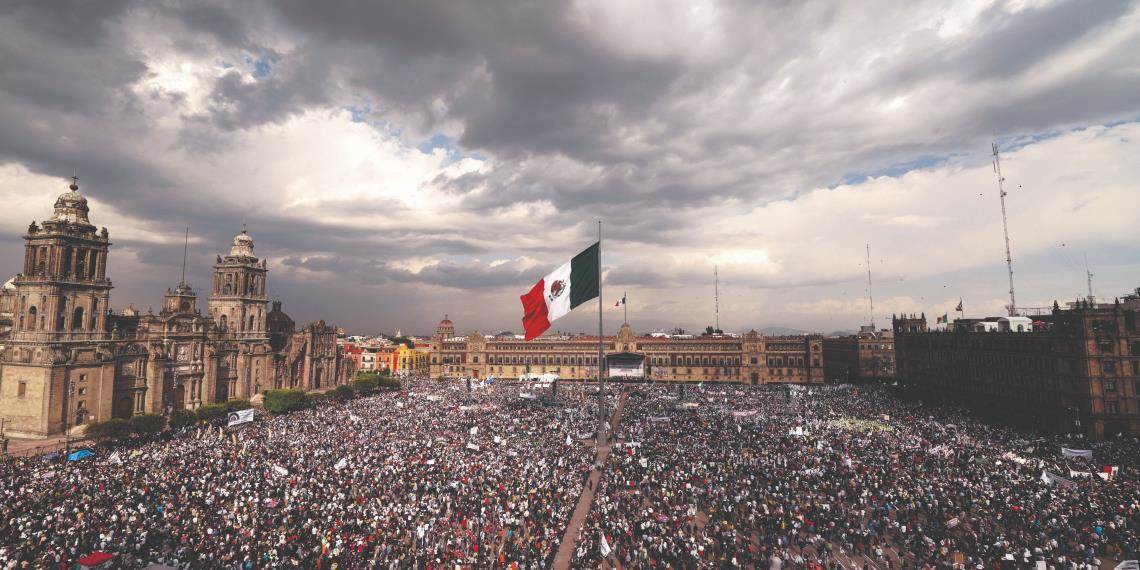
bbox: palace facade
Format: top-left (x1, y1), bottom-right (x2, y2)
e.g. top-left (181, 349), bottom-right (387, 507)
top-left (894, 291), bottom-right (1140, 439)
top-left (0, 179), bottom-right (353, 438)
top-left (428, 317), bottom-right (824, 384)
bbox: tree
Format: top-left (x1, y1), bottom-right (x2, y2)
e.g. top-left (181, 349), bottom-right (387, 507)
top-left (264, 389), bottom-right (309, 413)
top-left (196, 403), bottom-right (229, 422)
top-left (86, 418), bottom-right (132, 442)
top-left (329, 384), bottom-right (355, 401)
top-left (389, 336), bottom-right (414, 348)
top-left (354, 376), bottom-right (379, 396)
top-left (169, 409), bottom-right (197, 430)
top-left (224, 399), bottom-right (251, 412)
top-left (128, 413), bottom-right (166, 437)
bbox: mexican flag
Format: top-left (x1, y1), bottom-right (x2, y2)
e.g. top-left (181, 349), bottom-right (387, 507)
top-left (520, 242), bottom-right (599, 340)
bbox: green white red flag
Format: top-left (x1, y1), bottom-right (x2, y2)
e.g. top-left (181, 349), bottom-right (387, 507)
top-left (519, 242), bottom-right (599, 340)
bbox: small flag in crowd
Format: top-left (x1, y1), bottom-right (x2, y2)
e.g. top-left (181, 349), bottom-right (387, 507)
top-left (334, 457), bottom-right (348, 471)
top-left (600, 532), bottom-right (612, 557)
top-left (108, 451), bottom-right (123, 465)
top-left (519, 242), bottom-right (600, 340)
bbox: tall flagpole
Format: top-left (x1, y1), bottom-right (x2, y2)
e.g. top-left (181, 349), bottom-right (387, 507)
top-left (597, 220), bottom-right (605, 444)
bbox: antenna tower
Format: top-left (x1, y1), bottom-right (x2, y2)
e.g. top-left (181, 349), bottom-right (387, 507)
top-left (992, 143), bottom-right (1017, 316)
top-left (1084, 254), bottom-right (1095, 304)
top-left (714, 266), bottom-right (720, 332)
top-left (866, 243), bottom-right (875, 329)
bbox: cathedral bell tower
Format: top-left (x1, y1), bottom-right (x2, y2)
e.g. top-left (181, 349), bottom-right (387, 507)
top-left (208, 225), bottom-right (268, 338)
top-left (12, 177), bottom-right (112, 339)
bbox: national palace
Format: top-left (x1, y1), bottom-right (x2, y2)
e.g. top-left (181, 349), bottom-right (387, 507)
top-left (428, 316), bottom-right (824, 384)
top-left (0, 179), bottom-right (354, 438)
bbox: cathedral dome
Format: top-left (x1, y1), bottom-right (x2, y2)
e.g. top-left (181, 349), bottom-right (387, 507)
top-left (51, 178), bottom-right (91, 224)
top-left (229, 225), bottom-right (255, 257)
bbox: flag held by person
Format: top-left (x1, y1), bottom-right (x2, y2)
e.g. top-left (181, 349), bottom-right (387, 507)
top-left (600, 532), bottom-right (613, 557)
top-left (519, 242), bottom-right (599, 340)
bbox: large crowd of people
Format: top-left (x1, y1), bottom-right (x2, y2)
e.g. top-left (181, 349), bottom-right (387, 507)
top-left (1, 378), bottom-right (1137, 569)
top-left (0, 377), bottom-right (607, 568)
top-left (572, 384), bottom-right (1139, 569)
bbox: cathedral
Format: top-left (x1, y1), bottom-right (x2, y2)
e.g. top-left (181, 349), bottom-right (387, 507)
top-left (0, 178), bottom-right (355, 438)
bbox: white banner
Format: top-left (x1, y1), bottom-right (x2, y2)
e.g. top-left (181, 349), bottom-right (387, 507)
top-left (466, 443), bottom-right (480, 452)
top-left (272, 465), bottom-right (289, 477)
top-left (334, 458), bottom-right (348, 471)
top-left (600, 532), bottom-right (612, 557)
top-left (1061, 447), bottom-right (1093, 459)
top-left (227, 409), bottom-right (255, 427)
top-left (1115, 561), bottom-right (1139, 570)
top-left (1040, 470), bottom-right (1077, 488)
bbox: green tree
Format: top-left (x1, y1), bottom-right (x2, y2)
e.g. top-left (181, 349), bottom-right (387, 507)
top-left (389, 336), bottom-right (414, 348)
top-left (224, 399), bottom-right (251, 412)
top-left (196, 403), bottom-right (229, 422)
top-left (86, 418), bottom-right (132, 442)
top-left (128, 413), bottom-right (166, 437)
top-left (329, 384), bottom-right (356, 401)
top-left (354, 376), bottom-right (379, 396)
top-left (264, 389), bottom-right (309, 413)
top-left (169, 409), bottom-right (197, 430)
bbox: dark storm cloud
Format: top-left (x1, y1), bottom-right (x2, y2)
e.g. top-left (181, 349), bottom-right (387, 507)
top-left (1, 0), bottom-right (1138, 333)
top-left (280, 254), bottom-right (533, 290)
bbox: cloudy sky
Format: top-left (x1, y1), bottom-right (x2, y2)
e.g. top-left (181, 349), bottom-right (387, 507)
top-left (1, 0), bottom-right (1138, 336)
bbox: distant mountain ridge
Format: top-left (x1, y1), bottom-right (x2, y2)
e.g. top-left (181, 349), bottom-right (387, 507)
top-left (759, 326), bottom-right (807, 336)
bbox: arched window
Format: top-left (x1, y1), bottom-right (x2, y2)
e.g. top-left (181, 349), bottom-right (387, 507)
top-left (219, 314), bottom-right (228, 330)
top-left (61, 247), bottom-right (73, 276)
top-left (36, 247), bottom-right (47, 274)
top-left (75, 249), bottom-right (86, 277)
top-left (72, 307), bottom-right (84, 331)
top-left (248, 315), bottom-right (254, 331)
top-left (27, 306), bottom-right (37, 331)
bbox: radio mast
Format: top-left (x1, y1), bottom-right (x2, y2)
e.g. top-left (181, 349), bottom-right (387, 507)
top-left (1084, 254), bottom-right (1095, 304)
top-left (992, 143), bottom-right (1017, 316)
top-left (714, 266), bottom-right (720, 332)
top-left (866, 243), bottom-right (875, 330)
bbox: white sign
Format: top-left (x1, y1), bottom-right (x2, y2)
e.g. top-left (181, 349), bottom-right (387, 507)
top-left (227, 409), bottom-right (255, 427)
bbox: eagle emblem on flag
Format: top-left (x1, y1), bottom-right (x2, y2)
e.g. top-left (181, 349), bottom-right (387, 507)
top-left (548, 279), bottom-right (566, 301)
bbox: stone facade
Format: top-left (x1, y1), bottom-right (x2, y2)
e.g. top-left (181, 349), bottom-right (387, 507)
top-left (894, 293), bottom-right (1140, 439)
top-left (273, 320), bottom-right (356, 391)
top-left (428, 317), bottom-right (824, 384)
top-left (822, 326), bottom-right (896, 383)
top-left (0, 179), bottom-right (350, 438)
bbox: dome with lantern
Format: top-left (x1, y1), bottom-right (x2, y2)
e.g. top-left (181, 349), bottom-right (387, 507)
top-left (229, 225), bottom-right (256, 258)
top-left (51, 177), bottom-right (92, 225)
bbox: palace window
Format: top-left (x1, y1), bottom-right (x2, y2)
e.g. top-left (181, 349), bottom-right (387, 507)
top-left (1105, 379), bottom-right (1116, 392)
